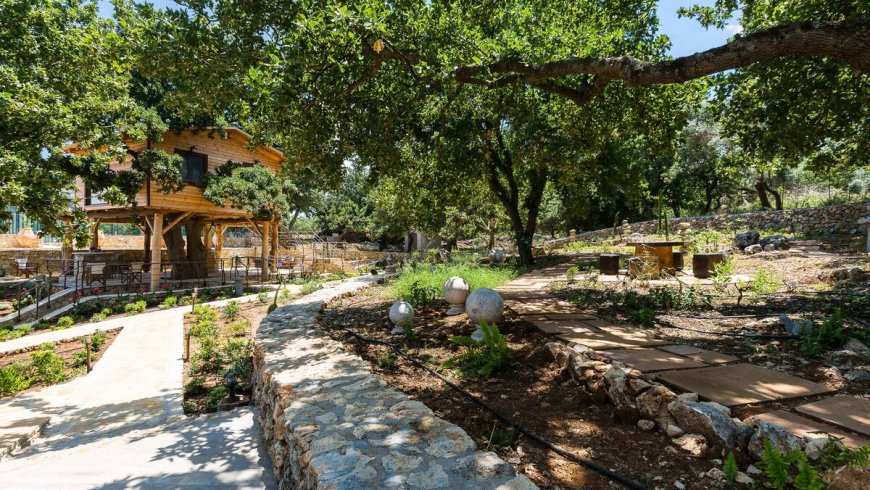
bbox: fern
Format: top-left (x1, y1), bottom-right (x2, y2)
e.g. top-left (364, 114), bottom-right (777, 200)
top-left (817, 436), bottom-right (870, 470)
top-left (723, 451), bottom-right (738, 486)
top-left (794, 461), bottom-right (824, 490)
top-left (442, 322), bottom-right (509, 378)
top-left (762, 440), bottom-right (792, 490)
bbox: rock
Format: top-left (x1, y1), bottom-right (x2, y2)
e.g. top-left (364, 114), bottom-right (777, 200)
top-left (759, 234), bottom-right (790, 250)
top-left (744, 244), bottom-right (763, 254)
top-left (675, 393), bottom-right (699, 403)
top-left (844, 338), bottom-right (870, 356)
top-left (748, 419), bottom-right (803, 460)
top-left (804, 437), bottom-right (840, 462)
top-left (674, 481), bottom-right (686, 490)
top-left (733, 418), bottom-right (752, 450)
top-left (779, 314), bottom-right (812, 336)
top-left (746, 464), bottom-right (762, 476)
top-left (637, 385), bottom-right (678, 423)
top-left (845, 369), bottom-right (870, 384)
top-left (476, 256), bottom-right (492, 265)
top-left (665, 424), bottom-right (685, 438)
top-left (466, 288), bottom-right (504, 326)
top-left (706, 467), bottom-right (726, 481)
top-left (629, 379), bottom-right (653, 395)
top-left (669, 401), bottom-right (738, 449)
top-left (734, 230), bottom-right (760, 249)
top-left (673, 434), bottom-right (708, 457)
top-left (638, 419), bottom-right (656, 431)
top-left (736, 472), bottom-right (755, 485)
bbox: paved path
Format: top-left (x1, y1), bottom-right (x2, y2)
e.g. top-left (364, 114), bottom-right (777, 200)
top-left (497, 262), bottom-right (870, 445)
top-left (0, 291), bottom-right (283, 489)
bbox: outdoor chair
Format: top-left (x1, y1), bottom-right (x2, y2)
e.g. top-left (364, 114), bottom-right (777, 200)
top-left (14, 258), bottom-right (37, 278)
top-left (123, 262), bottom-right (145, 286)
top-left (86, 262), bottom-right (108, 288)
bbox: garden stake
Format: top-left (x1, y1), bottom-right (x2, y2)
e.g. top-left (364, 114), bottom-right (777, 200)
top-left (85, 336), bottom-right (92, 373)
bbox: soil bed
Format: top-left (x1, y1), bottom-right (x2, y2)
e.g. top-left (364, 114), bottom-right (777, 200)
top-left (321, 287), bottom-right (712, 489)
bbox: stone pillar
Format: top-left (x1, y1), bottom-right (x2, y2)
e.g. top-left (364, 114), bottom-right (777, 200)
top-left (859, 217), bottom-right (870, 253)
top-left (569, 229), bottom-right (576, 241)
top-left (260, 221), bottom-right (271, 281)
top-left (150, 213), bottom-right (163, 291)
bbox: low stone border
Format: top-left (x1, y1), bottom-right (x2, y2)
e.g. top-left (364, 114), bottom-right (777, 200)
top-left (546, 341), bottom-right (850, 484)
top-left (253, 276), bottom-right (537, 489)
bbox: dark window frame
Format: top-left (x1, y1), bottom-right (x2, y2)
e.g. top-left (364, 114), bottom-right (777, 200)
top-left (175, 149), bottom-right (209, 184)
top-left (84, 183), bottom-right (107, 206)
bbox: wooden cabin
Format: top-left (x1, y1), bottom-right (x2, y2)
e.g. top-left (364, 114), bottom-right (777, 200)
top-left (71, 128), bottom-right (285, 290)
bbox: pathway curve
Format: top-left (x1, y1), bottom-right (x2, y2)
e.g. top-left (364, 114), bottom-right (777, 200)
top-left (0, 290), bottom-right (291, 489)
top-left (497, 262), bottom-right (870, 446)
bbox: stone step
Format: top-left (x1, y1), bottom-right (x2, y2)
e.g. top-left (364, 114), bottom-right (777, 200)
top-left (597, 347), bottom-right (708, 372)
top-left (657, 363), bottom-right (836, 407)
top-left (748, 410), bottom-right (870, 448)
top-left (795, 396), bottom-right (870, 438)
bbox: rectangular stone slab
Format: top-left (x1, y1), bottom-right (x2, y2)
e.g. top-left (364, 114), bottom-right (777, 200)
top-left (598, 348), bottom-right (708, 372)
top-left (658, 345), bottom-right (738, 365)
top-left (542, 313), bottom-right (598, 321)
top-left (530, 319), bottom-right (601, 335)
top-left (558, 329), bottom-right (669, 350)
top-left (795, 397), bottom-right (870, 437)
top-left (657, 363), bottom-right (836, 407)
top-left (748, 410), bottom-right (870, 447)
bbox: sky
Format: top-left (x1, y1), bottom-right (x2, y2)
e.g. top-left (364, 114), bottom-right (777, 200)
top-left (97, 0), bottom-right (738, 57)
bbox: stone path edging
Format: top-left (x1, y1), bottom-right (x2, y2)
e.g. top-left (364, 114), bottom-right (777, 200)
top-left (253, 275), bottom-right (537, 490)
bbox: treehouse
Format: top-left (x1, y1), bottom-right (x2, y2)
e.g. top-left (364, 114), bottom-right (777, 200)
top-left (71, 128), bottom-right (285, 291)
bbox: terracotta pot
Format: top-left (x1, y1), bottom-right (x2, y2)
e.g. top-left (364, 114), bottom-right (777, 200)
top-left (16, 227), bottom-right (40, 248)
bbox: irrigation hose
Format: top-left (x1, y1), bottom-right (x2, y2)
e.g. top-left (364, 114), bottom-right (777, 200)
top-left (330, 321), bottom-right (648, 490)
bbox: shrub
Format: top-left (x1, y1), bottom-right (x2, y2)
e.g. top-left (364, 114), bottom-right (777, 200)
top-left (301, 283), bottom-right (322, 295)
top-left (386, 263), bottom-right (519, 303)
top-left (0, 362), bottom-right (31, 395)
top-left (184, 376), bottom-right (207, 397)
top-left (89, 331), bottom-right (108, 352)
top-left (178, 295), bottom-right (192, 306)
top-left (801, 309), bottom-right (848, 357)
top-left (0, 326), bottom-right (29, 342)
top-left (53, 316), bottom-right (75, 330)
top-left (442, 322), bottom-right (509, 378)
top-left (377, 353), bottom-right (398, 370)
top-left (226, 318), bottom-right (251, 337)
top-left (633, 306), bottom-right (656, 327)
top-left (30, 345), bottom-right (66, 385)
top-left (225, 338), bottom-right (253, 378)
top-left (191, 320), bottom-right (219, 338)
top-left (223, 300), bottom-right (241, 319)
top-left (205, 386), bottom-right (228, 411)
top-left (257, 292), bottom-right (269, 303)
top-left (124, 300), bottom-right (147, 316)
top-left (71, 350), bottom-right (88, 369)
top-left (160, 296), bottom-right (178, 309)
top-left (192, 304), bottom-right (217, 322)
top-left (90, 308), bottom-right (111, 322)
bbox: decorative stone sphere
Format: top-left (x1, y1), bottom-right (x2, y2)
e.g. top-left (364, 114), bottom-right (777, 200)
top-left (466, 288), bottom-right (504, 341)
top-left (388, 301), bottom-right (414, 334)
top-left (442, 276), bottom-right (470, 316)
top-left (488, 249), bottom-right (506, 264)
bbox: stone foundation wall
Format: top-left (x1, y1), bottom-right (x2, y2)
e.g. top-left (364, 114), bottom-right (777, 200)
top-left (253, 276), bottom-right (536, 489)
top-left (573, 202), bottom-right (870, 242)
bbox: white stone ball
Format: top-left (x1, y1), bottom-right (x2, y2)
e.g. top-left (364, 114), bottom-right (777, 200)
top-left (388, 301), bottom-right (415, 327)
top-left (465, 288), bottom-right (504, 325)
top-left (442, 276), bottom-right (471, 305)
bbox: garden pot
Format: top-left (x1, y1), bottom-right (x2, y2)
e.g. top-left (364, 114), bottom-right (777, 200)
top-left (692, 252), bottom-right (725, 279)
top-left (672, 251), bottom-right (684, 271)
top-left (599, 254), bottom-right (620, 275)
top-left (15, 227), bottom-right (39, 248)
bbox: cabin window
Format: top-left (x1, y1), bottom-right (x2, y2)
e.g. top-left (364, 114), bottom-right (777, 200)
top-left (84, 184), bottom-right (107, 206)
top-left (176, 149), bottom-right (208, 184)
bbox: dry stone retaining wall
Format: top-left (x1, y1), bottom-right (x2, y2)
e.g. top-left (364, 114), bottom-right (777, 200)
top-left (253, 276), bottom-right (537, 490)
top-left (572, 202), bottom-right (870, 242)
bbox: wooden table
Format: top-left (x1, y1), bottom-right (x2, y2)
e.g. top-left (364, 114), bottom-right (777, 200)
top-left (632, 241), bottom-right (684, 278)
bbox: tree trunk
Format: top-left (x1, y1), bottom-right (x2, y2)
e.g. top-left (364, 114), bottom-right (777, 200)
top-left (185, 217), bottom-right (208, 279)
top-left (755, 178), bottom-right (773, 209)
top-left (163, 218), bottom-right (188, 280)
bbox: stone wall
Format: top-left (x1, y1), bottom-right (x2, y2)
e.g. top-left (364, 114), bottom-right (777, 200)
top-left (573, 202), bottom-right (870, 242)
top-left (253, 276), bottom-right (536, 490)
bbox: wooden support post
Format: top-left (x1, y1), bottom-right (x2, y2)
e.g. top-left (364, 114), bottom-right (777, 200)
top-left (261, 221), bottom-right (270, 281)
top-left (150, 213), bottom-right (163, 292)
top-left (143, 216), bottom-right (152, 272)
top-left (205, 224), bottom-right (215, 271)
top-left (90, 220), bottom-right (101, 251)
top-left (270, 221), bottom-right (279, 272)
top-left (215, 225), bottom-right (224, 262)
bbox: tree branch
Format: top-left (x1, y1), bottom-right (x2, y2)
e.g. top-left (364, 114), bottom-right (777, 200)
top-left (455, 20), bottom-right (870, 87)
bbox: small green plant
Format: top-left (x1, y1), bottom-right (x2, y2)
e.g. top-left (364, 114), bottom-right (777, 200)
top-left (223, 300), bottom-right (241, 319)
top-left (124, 300), bottom-right (147, 316)
top-left (90, 307), bottom-right (111, 322)
top-left (257, 292), bottom-right (269, 303)
top-left (89, 331), bottom-right (108, 352)
top-left (816, 436), bottom-right (870, 470)
top-left (377, 352), bottom-right (398, 370)
top-left (30, 344), bottom-right (66, 385)
top-left (71, 350), bottom-right (88, 369)
top-left (226, 318), bottom-right (251, 337)
top-left (160, 296), bottom-right (178, 309)
top-left (761, 439), bottom-right (825, 490)
top-left (801, 309), bottom-right (848, 357)
top-left (53, 316), bottom-right (75, 330)
top-left (711, 255), bottom-right (734, 291)
top-left (489, 425), bottom-right (519, 447)
top-left (301, 282), bottom-right (322, 296)
top-left (566, 266), bottom-right (579, 283)
top-left (205, 385), bottom-right (227, 411)
top-left (633, 306), bottom-right (656, 327)
top-left (192, 304), bottom-right (217, 322)
top-left (178, 295), bottom-right (192, 306)
top-left (0, 362), bottom-right (31, 395)
top-left (442, 322), bottom-right (509, 378)
top-left (184, 375), bottom-right (207, 396)
top-left (191, 320), bottom-right (220, 338)
top-left (748, 267), bottom-right (781, 297)
top-left (723, 451), bottom-right (738, 486)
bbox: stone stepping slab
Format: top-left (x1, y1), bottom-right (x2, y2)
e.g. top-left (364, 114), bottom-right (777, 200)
top-left (748, 410), bottom-right (870, 447)
top-left (657, 363), bottom-right (836, 407)
top-left (506, 301), bottom-right (580, 315)
top-left (541, 312), bottom-right (598, 321)
top-left (657, 344), bottom-right (739, 365)
top-left (597, 347), bottom-right (708, 372)
top-left (795, 396), bottom-right (870, 438)
top-left (558, 328), bottom-right (669, 350)
top-left (528, 318), bottom-right (601, 335)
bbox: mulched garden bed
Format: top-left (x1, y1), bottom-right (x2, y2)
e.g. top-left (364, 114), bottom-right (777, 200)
top-left (320, 287), bottom-right (714, 489)
top-left (0, 327), bottom-right (121, 398)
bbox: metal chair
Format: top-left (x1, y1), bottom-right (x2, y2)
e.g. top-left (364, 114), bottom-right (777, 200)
top-left (14, 258), bottom-right (37, 278)
top-left (86, 262), bottom-right (108, 288)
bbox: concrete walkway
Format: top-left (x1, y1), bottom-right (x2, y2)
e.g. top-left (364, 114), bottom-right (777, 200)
top-left (0, 292), bottom-right (282, 489)
top-left (497, 263), bottom-right (870, 446)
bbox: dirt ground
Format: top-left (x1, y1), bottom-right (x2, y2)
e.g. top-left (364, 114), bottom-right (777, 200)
top-left (322, 289), bottom-right (716, 489)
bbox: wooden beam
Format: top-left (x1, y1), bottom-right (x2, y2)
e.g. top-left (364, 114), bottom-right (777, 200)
top-left (150, 213), bottom-right (163, 292)
top-left (162, 212), bottom-right (192, 235)
top-left (245, 218), bottom-right (263, 238)
top-left (261, 221), bottom-right (270, 281)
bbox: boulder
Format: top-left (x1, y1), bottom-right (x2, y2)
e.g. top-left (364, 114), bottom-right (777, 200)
top-left (844, 338), bottom-right (870, 356)
top-left (744, 244), bottom-right (763, 254)
top-left (759, 234), bottom-right (790, 250)
top-left (748, 419), bottom-right (803, 460)
top-left (637, 419), bottom-right (656, 431)
top-left (637, 385), bottom-right (677, 421)
top-left (669, 401), bottom-right (738, 449)
top-left (734, 230), bottom-right (760, 249)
